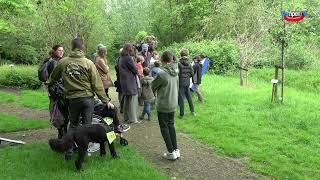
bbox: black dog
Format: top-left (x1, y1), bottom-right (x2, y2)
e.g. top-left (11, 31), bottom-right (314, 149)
top-left (49, 124), bottom-right (117, 170)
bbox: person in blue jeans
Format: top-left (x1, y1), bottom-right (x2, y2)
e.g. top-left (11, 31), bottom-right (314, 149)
top-left (139, 68), bottom-right (155, 120)
top-left (152, 51), bottom-right (180, 160)
top-left (178, 48), bottom-right (195, 118)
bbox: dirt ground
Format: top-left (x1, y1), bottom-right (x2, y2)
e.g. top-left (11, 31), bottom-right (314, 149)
top-left (0, 88), bottom-right (269, 179)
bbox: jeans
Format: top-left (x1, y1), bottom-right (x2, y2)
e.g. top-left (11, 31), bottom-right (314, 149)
top-left (178, 86), bottom-right (194, 116)
top-left (143, 101), bottom-right (151, 117)
top-left (157, 111), bottom-right (177, 153)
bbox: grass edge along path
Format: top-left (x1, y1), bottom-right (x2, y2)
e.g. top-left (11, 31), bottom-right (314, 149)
top-left (0, 142), bottom-right (166, 180)
top-left (175, 75), bottom-right (320, 179)
top-left (0, 112), bottom-right (49, 133)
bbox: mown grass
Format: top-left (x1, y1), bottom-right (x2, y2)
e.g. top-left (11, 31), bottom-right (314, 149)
top-left (0, 142), bottom-right (166, 180)
top-left (0, 113), bottom-right (49, 132)
top-left (0, 89), bottom-right (49, 110)
top-left (175, 75), bottom-right (320, 179)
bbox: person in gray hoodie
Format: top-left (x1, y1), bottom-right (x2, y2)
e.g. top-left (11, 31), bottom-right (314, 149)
top-left (152, 51), bottom-right (180, 160)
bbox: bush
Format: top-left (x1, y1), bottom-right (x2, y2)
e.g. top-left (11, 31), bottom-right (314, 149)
top-left (161, 40), bottom-right (240, 75)
top-left (0, 65), bottom-right (41, 89)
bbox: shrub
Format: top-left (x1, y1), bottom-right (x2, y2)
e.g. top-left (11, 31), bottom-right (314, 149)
top-left (0, 65), bottom-right (41, 89)
top-left (160, 40), bottom-right (240, 75)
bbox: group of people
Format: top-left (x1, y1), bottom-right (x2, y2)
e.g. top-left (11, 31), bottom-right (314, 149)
top-left (44, 38), bottom-right (205, 161)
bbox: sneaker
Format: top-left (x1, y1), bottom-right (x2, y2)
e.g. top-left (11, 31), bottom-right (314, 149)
top-left (191, 112), bottom-right (196, 116)
top-left (87, 143), bottom-right (100, 153)
top-left (163, 151), bottom-right (177, 160)
top-left (117, 124), bottom-right (130, 132)
top-left (129, 120), bottom-right (142, 124)
top-left (174, 149), bottom-right (180, 158)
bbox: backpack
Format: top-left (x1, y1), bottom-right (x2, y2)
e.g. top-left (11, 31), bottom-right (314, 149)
top-left (38, 58), bottom-right (52, 82)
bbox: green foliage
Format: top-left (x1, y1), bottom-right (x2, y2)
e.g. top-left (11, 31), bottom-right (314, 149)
top-left (176, 74), bottom-right (320, 179)
top-left (0, 142), bottom-right (166, 179)
top-left (0, 113), bottom-right (48, 132)
top-left (135, 31), bottom-right (149, 42)
top-left (162, 40), bottom-right (240, 74)
top-left (0, 65), bottom-right (41, 89)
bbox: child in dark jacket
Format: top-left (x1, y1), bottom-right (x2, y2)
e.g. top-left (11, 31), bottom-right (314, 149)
top-left (139, 68), bottom-right (155, 120)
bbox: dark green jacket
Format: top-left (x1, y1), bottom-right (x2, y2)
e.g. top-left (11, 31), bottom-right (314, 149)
top-left (152, 62), bottom-right (179, 112)
top-left (48, 50), bottom-right (109, 103)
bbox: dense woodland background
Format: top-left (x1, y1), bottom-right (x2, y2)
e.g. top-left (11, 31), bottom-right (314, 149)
top-left (1, 0), bottom-right (320, 73)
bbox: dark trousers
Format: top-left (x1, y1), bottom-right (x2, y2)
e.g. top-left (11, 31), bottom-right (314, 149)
top-left (157, 111), bottom-right (177, 153)
top-left (178, 86), bottom-right (194, 116)
top-left (68, 96), bottom-right (94, 131)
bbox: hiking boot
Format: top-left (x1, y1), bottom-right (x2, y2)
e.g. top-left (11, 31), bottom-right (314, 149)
top-left (117, 124), bottom-right (130, 132)
top-left (174, 149), bottom-right (180, 158)
top-left (163, 151), bottom-right (177, 160)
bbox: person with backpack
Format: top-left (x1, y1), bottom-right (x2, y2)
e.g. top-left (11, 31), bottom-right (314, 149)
top-left (40, 44), bottom-right (68, 139)
top-left (178, 48), bottom-right (195, 119)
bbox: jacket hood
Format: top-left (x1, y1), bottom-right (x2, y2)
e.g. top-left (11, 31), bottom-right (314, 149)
top-left (69, 49), bottom-right (85, 58)
top-left (163, 62), bottom-right (178, 77)
top-left (179, 57), bottom-right (190, 66)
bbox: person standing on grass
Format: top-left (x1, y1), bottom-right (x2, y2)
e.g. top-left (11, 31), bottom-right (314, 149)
top-left (178, 48), bottom-right (195, 119)
top-left (94, 44), bottom-right (113, 101)
top-left (46, 44), bottom-right (69, 139)
top-left (152, 51), bottom-right (180, 160)
top-left (139, 67), bottom-right (155, 121)
top-left (119, 43), bottom-right (140, 123)
top-left (192, 55), bottom-right (203, 103)
top-left (48, 38), bottom-right (113, 159)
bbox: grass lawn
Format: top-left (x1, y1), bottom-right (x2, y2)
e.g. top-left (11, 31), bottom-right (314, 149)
top-left (0, 142), bottom-right (166, 180)
top-left (0, 113), bottom-right (49, 132)
top-left (175, 75), bottom-right (320, 179)
top-left (0, 89), bottom-right (49, 110)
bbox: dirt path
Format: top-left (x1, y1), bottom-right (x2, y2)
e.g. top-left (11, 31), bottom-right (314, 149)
top-left (125, 120), bottom-right (267, 180)
top-left (0, 104), bottom-right (49, 120)
top-left (0, 88), bottom-right (268, 179)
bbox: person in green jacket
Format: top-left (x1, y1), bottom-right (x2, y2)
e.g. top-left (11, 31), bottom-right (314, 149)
top-left (152, 51), bottom-right (180, 160)
top-left (48, 38), bottom-right (113, 131)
